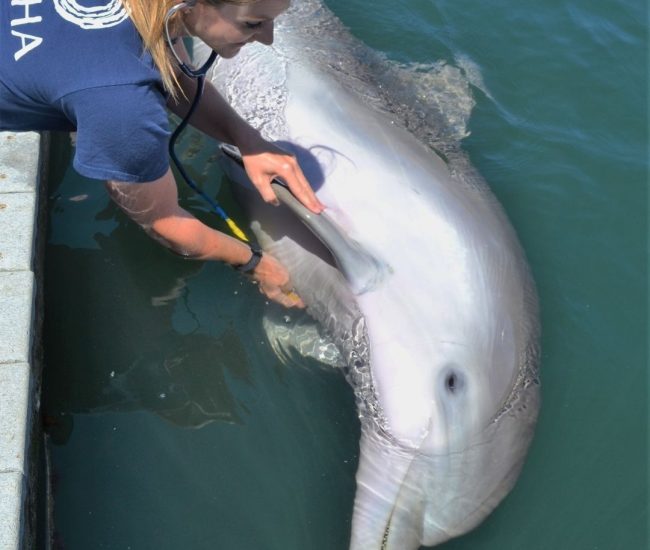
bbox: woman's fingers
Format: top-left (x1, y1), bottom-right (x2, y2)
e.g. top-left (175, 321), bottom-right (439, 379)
top-left (280, 288), bottom-right (305, 308)
top-left (242, 147), bottom-right (324, 213)
top-left (251, 253), bottom-right (305, 309)
top-left (282, 158), bottom-right (324, 213)
top-left (259, 284), bottom-right (305, 308)
top-left (250, 174), bottom-right (280, 206)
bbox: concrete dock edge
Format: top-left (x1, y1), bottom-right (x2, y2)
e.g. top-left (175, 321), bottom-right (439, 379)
top-left (0, 131), bottom-right (48, 550)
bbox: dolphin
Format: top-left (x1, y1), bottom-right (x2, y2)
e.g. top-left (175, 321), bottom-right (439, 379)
top-left (198, 1), bottom-right (541, 547)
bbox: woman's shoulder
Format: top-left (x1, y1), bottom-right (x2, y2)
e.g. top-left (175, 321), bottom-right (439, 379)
top-left (2, 1), bottom-right (161, 100)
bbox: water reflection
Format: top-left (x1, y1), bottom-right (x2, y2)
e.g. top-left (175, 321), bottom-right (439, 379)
top-left (43, 131), bottom-right (361, 550)
top-left (43, 202), bottom-right (252, 442)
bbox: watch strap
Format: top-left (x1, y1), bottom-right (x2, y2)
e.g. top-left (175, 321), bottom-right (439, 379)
top-left (234, 244), bottom-right (263, 274)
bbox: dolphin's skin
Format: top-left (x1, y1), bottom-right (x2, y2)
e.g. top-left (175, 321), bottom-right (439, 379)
top-left (200, 2), bottom-right (541, 548)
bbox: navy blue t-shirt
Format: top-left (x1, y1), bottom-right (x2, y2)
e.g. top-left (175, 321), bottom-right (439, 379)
top-left (0, 0), bottom-right (170, 182)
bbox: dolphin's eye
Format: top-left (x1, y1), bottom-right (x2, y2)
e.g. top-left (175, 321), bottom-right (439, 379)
top-left (446, 373), bottom-right (457, 392)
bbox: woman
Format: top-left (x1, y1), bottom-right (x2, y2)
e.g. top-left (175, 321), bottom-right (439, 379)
top-left (0, 0), bottom-right (324, 307)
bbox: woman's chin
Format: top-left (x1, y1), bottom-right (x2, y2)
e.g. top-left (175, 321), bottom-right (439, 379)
top-left (216, 43), bottom-right (246, 59)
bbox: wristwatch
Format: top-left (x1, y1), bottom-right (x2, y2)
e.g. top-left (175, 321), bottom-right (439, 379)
top-left (234, 244), bottom-right (263, 274)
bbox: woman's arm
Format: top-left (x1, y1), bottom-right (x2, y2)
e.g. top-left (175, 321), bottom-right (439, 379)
top-left (106, 169), bottom-right (304, 308)
top-left (167, 41), bottom-right (324, 214)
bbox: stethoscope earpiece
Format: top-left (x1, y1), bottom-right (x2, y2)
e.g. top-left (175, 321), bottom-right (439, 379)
top-left (164, 3), bottom-right (218, 79)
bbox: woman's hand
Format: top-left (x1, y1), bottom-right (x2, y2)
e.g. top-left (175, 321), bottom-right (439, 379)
top-left (239, 136), bottom-right (325, 214)
top-left (250, 253), bottom-right (305, 308)
top-left (168, 66), bottom-right (323, 214)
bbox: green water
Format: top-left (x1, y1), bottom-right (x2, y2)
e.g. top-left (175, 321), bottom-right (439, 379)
top-left (42, 0), bottom-right (647, 548)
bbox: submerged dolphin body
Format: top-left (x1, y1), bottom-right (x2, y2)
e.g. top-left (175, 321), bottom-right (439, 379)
top-left (200, 2), bottom-right (540, 548)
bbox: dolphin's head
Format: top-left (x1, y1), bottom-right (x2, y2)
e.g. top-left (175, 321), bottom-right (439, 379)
top-left (350, 289), bottom-right (540, 549)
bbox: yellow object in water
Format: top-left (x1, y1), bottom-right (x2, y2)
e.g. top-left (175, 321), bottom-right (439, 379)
top-left (226, 218), bottom-right (249, 242)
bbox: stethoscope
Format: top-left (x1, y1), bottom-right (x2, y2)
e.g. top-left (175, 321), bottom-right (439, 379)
top-left (164, 1), bottom-right (252, 244)
top-left (163, 2), bottom-right (310, 299)
top-left (164, 2), bottom-right (218, 79)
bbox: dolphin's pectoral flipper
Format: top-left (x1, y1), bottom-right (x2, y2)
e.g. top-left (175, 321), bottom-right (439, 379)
top-left (219, 143), bottom-right (389, 295)
top-left (270, 183), bottom-right (388, 294)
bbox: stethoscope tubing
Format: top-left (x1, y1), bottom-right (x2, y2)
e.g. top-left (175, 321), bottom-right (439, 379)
top-left (168, 74), bottom-right (234, 225)
top-left (165, 3), bottom-right (254, 244)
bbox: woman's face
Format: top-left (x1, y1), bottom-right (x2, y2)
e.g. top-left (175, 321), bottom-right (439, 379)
top-left (182, 0), bottom-right (290, 58)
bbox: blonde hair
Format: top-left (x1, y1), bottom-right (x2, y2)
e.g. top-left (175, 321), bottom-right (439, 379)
top-left (121, 0), bottom-right (257, 98)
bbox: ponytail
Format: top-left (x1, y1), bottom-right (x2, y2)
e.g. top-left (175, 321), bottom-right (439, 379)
top-left (121, 0), bottom-right (181, 98)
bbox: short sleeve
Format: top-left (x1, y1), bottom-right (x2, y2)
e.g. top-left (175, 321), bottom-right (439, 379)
top-left (60, 84), bottom-right (170, 183)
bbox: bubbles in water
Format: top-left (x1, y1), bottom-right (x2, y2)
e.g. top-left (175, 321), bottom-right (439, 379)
top-left (209, 45), bottom-right (290, 141)
top-left (261, 309), bottom-right (346, 369)
top-left (68, 194), bottom-right (88, 202)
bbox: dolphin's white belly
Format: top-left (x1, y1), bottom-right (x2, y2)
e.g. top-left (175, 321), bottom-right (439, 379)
top-left (201, 3), bottom-right (540, 546)
top-left (282, 65), bottom-right (529, 449)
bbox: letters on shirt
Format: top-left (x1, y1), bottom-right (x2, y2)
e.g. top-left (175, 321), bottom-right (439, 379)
top-left (9, 0), bottom-right (128, 62)
top-left (10, 0), bottom-right (43, 62)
